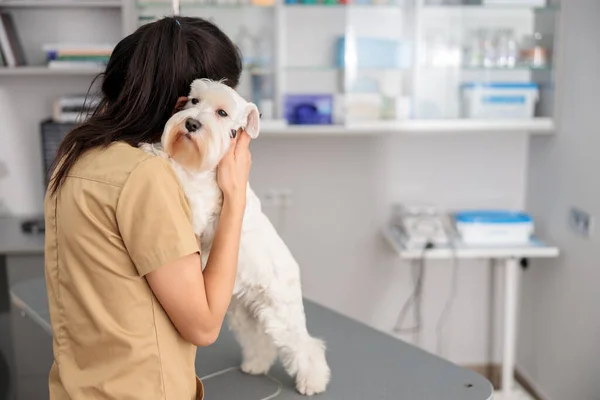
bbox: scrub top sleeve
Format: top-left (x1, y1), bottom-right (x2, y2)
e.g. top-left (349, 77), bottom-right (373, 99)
top-left (116, 156), bottom-right (200, 276)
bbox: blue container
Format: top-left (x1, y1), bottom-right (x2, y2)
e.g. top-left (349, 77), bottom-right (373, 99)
top-left (454, 210), bottom-right (533, 225)
top-left (336, 37), bottom-right (412, 69)
top-left (284, 94), bottom-right (333, 125)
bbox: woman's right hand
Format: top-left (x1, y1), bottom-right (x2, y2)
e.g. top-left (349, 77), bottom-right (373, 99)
top-left (217, 130), bottom-right (252, 210)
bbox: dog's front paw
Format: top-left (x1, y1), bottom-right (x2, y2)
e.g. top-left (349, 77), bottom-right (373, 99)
top-left (240, 357), bottom-right (273, 376)
top-left (295, 364), bottom-right (330, 396)
top-left (295, 340), bottom-right (331, 396)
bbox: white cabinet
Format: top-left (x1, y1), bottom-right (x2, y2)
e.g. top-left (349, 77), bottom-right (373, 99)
top-left (128, 0), bottom-right (561, 135)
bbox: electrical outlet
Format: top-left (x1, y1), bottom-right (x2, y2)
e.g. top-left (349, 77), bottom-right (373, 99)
top-left (262, 189), bottom-right (281, 207)
top-left (569, 207), bottom-right (593, 238)
top-left (280, 188), bottom-right (293, 208)
top-left (261, 189), bottom-right (293, 208)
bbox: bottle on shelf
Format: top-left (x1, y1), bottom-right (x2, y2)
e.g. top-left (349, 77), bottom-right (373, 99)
top-left (481, 29), bottom-right (497, 68)
top-left (251, 28), bottom-right (274, 120)
top-left (519, 32), bottom-right (548, 69)
top-left (235, 26), bottom-right (255, 68)
top-left (496, 29), bottom-right (518, 69)
top-left (464, 29), bottom-right (483, 68)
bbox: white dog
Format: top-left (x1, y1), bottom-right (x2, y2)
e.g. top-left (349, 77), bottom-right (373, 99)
top-left (140, 79), bottom-right (331, 396)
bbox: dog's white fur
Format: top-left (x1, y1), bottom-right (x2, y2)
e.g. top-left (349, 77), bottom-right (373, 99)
top-left (140, 79), bottom-right (331, 395)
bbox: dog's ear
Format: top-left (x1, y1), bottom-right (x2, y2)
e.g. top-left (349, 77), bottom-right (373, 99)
top-left (243, 103), bottom-right (260, 139)
top-left (172, 96), bottom-right (188, 115)
top-left (190, 79), bottom-right (210, 96)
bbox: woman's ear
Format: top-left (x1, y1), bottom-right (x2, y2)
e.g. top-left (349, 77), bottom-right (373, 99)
top-left (243, 103), bottom-right (260, 139)
top-left (172, 96), bottom-right (188, 115)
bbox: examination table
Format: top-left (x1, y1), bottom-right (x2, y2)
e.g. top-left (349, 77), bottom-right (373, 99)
top-left (0, 217), bottom-right (493, 400)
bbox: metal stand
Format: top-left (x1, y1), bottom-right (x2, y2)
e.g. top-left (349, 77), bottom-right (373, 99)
top-left (501, 257), bottom-right (521, 398)
top-left (0, 255), bottom-right (15, 399)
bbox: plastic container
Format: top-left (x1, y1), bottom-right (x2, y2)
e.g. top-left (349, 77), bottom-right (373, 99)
top-left (461, 82), bottom-right (539, 119)
top-left (284, 94), bottom-right (333, 125)
top-left (454, 210), bottom-right (534, 246)
top-left (336, 37), bottom-right (412, 69)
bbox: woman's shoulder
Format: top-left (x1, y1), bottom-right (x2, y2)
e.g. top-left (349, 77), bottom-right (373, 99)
top-left (70, 141), bottom-right (173, 188)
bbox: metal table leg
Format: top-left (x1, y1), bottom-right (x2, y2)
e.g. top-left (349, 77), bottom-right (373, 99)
top-left (0, 254), bottom-right (15, 399)
top-left (501, 257), bottom-right (521, 398)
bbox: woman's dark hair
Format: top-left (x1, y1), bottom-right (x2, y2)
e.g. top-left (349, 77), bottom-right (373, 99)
top-left (49, 16), bottom-right (242, 194)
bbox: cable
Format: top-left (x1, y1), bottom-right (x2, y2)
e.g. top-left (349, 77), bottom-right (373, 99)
top-left (200, 366), bottom-right (283, 400)
top-left (393, 241), bottom-right (433, 334)
top-left (435, 223), bottom-right (460, 357)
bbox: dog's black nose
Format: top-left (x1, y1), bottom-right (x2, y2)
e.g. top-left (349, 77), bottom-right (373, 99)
top-left (185, 118), bottom-right (201, 133)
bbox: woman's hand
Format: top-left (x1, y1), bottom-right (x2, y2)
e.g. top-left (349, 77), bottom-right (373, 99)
top-left (147, 132), bottom-right (252, 346)
top-left (217, 130), bottom-right (252, 210)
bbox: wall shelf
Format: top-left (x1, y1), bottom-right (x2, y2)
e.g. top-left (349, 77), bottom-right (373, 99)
top-left (0, 0), bottom-right (122, 7)
top-left (423, 4), bottom-right (560, 11)
top-left (136, 1), bottom-right (273, 8)
top-left (283, 3), bottom-right (399, 8)
top-left (260, 118), bottom-right (555, 136)
top-left (0, 66), bottom-right (104, 76)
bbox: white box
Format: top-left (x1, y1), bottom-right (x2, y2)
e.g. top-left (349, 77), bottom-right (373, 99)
top-left (455, 211), bottom-right (534, 246)
top-left (483, 0), bottom-right (546, 6)
top-left (461, 82), bottom-right (539, 119)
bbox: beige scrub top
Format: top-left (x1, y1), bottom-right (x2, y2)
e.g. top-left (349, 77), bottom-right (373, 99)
top-left (44, 141), bottom-right (204, 399)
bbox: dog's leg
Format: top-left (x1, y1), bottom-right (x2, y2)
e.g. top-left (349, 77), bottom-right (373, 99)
top-left (227, 297), bottom-right (277, 375)
top-left (242, 291), bottom-right (331, 396)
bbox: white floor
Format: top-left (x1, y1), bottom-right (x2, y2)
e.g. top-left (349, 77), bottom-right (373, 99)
top-left (493, 383), bottom-right (536, 400)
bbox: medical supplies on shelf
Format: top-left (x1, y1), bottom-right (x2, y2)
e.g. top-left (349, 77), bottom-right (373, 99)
top-left (463, 28), bottom-right (549, 70)
top-left (390, 204), bottom-right (453, 249)
top-left (460, 82), bottom-right (539, 119)
top-left (336, 37), bottom-right (412, 70)
top-left (52, 94), bottom-right (100, 123)
top-left (43, 43), bottom-right (113, 69)
top-left (283, 94), bottom-right (334, 125)
top-left (483, 0), bottom-right (547, 6)
top-left (454, 210), bottom-right (534, 245)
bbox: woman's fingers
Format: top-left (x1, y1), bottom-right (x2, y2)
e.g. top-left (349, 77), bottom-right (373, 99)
top-left (226, 136), bottom-right (238, 157)
top-left (235, 130), bottom-right (251, 153)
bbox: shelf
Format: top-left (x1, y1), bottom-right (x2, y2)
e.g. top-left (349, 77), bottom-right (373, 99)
top-left (0, 0), bottom-right (121, 7)
top-left (382, 225), bottom-right (559, 260)
top-left (285, 66), bottom-right (411, 72)
top-left (423, 3), bottom-right (560, 11)
top-left (260, 118), bottom-right (555, 136)
top-left (283, 3), bottom-right (401, 7)
top-left (0, 66), bottom-right (104, 76)
top-left (286, 65), bottom-right (550, 73)
top-left (136, 1), bottom-right (273, 8)
top-left (0, 65), bottom-right (269, 78)
top-left (135, 1), bottom-right (405, 8)
top-left (242, 67), bottom-right (273, 75)
top-left (432, 65), bottom-right (553, 72)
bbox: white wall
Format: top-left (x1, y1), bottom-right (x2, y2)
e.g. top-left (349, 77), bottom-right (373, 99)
top-left (249, 133), bottom-right (528, 365)
top-left (520, 1), bottom-right (600, 399)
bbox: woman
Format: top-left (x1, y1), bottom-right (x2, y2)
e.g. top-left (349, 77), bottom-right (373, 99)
top-left (45, 17), bottom-right (249, 399)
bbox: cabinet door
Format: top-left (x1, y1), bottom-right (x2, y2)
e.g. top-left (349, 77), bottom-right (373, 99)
top-left (412, 2), bottom-right (559, 120)
top-left (7, 256), bottom-right (53, 399)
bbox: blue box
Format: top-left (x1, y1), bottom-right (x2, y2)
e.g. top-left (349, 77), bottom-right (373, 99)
top-left (284, 94), bottom-right (333, 125)
top-left (336, 37), bottom-right (412, 69)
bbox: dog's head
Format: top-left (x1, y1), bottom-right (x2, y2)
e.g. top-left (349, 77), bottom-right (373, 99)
top-left (161, 78), bottom-right (260, 173)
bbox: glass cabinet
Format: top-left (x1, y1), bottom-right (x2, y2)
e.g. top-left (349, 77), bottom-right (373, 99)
top-left (129, 0), bottom-right (560, 132)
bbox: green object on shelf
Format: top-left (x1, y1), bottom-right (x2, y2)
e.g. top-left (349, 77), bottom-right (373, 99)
top-left (323, 0), bottom-right (338, 5)
top-left (53, 55), bottom-right (110, 62)
top-left (301, 0), bottom-right (318, 4)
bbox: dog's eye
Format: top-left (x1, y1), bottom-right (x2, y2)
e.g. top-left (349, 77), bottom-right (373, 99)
top-left (218, 109), bottom-right (228, 117)
top-left (191, 98), bottom-right (199, 105)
